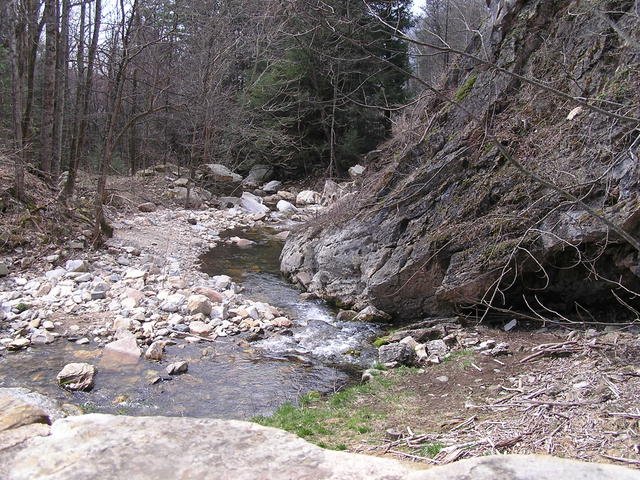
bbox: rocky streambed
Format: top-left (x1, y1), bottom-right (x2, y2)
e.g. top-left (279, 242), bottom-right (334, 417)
top-left (0, 194), bottom-right (380, 418)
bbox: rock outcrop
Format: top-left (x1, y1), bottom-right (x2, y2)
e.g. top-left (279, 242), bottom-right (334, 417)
top-left (281, 0), bottom-right (640, 320)
top-left (2, 412), bottom-right (638, 480)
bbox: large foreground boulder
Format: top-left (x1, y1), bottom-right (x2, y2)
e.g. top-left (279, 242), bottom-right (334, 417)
top-left (1, 414), bottom-right (637, 480)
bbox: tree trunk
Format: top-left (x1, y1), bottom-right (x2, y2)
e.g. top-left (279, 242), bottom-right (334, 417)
top-left (52, 0), bottom-right (70, 179)
top-left (8, 0), bottom-right (26, 201)
top-left (64, 0), bottom-right (101, 199)
top-left (38, 0), bottom-right (58, 178)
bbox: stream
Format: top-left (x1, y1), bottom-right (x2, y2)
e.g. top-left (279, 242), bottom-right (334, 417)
top-left (0, 227), bottom-right (380, 419)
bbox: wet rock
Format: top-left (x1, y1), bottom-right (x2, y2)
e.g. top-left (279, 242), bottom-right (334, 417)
top-left (230, 236), bottom-right (256, 248)
top-left (353, 305), bottom-right (391, 322)
top-left (56, 363), bottom-right (96, 391)
top-left (336, 310), bottom-right (358, 322)
top-left (189, 320), bottom-right (213, 335)
top-left (0, 262), bottom-right (9, 277)
top-left (138, 202), bottom-right (156, 213)
top-left (103, 333), bottom-right (141, 366)
top-left (166, 361), bottom-right (188, 375)
top-left (144, 341), bottom-right (165, 361)
top-left (8, 338), bottom-right (30, 351)
top-left (65, 260), bottom-right (89, 273)
top-left (30, 329), bottom-right (55, 345)
top-left (270, 317), bottom-right (293, 328)
top-left (378, 342), bottom-right (416, 366)
top-left (295, 190), bottom-right (321, 206)
top-left (186, 295), bottom-right (212, 315)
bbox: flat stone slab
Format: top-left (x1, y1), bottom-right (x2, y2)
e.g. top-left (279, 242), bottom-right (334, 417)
top-left (2, 414), bottom-right (639, 480)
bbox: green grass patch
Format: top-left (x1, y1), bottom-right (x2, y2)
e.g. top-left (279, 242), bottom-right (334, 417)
top-left (420, 441), bottom-right (445, 458)
top-left (373, 335), bottom-right (392, 347)
top-left (253, 368), bottom-right (422, 450)
top-left (14, 303), bottom-right (31, 313)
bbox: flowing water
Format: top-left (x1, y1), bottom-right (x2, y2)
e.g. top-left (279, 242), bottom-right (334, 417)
top-left (0, 227), bottom-right (380, 419)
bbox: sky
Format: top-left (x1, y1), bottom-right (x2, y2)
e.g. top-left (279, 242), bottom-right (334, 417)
top-left (411, 0), bottom-right (425, 16)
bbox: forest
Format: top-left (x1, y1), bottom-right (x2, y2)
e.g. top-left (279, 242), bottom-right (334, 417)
top-left (1, 0), bottom-right (487, 220)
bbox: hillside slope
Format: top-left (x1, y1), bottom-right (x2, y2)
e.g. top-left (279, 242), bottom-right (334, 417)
top-left (281, 0), bottom-right (640, 321)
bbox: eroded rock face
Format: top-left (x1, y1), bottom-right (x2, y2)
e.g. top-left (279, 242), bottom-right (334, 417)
top-left (2, 414), bottom-right (637, 480)
top-left (280, 0), bottom-right (640, 320)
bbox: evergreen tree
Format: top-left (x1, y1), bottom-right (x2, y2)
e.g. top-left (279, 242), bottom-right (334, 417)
top-left (245, 0), bottom-right (413, 177)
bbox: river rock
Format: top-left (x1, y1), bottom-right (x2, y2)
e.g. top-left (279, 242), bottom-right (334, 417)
top-left (296, 190), bottom-right (321, 206)
top-left (8, 338), bottom-right (30, 351)
top-left (45, 268), bottom-right (66, 280)
top-left (277, 190), bottom-right (296, 202)
top-left (353, 305), bottom-right (391, 322)
top-left (56, 363), bottom-right (95, 391)
top-left (138, 202), bottom-right (156, 213)
top-left (160, 293), bottom-right (186, 312)
top-left (185, 295), bottom-right (211, 315)
top-left (193, 287), bottom-right (224, 303)
top-left (65, 260), bottom-right (89, 273)
top-left (270, 317), bottom-right (293, 328)
top-left (0, 263), bottom-right (9, 277)
top-left (242, 164), bottom-right (273, 186)
top-left (336, 310), bottom-right (358, 321)
top-left (166, 361), bottom-right (188, 375)
top-left (102, 333), bottom-right (141, 366)
top-left (144, 341), bottom-right (165, 361)
top-left (276, 200), bottom-right (298, 213)
top-left (201, 164), bottom-right (242, 183)
top-left (30, 329), bottom-right (55, 345)
top-left (124, 269), bottom-right (146, 280)
top-left (120, 288), bottom-right (144, 309)
top-left (210, 275), bottom-right (232, 291)
top-left (189, 320), bottom-right (213, 335)
top-left (378, 342), bottom-right (416, 366)
top-left (263, 180), bottom-right (282, 193)
top-left (240, 192), bottom-right (270, 215)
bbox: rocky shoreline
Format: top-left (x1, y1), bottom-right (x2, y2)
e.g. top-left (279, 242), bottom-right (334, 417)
top-left (0, 178), bottom-right (339, 396)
